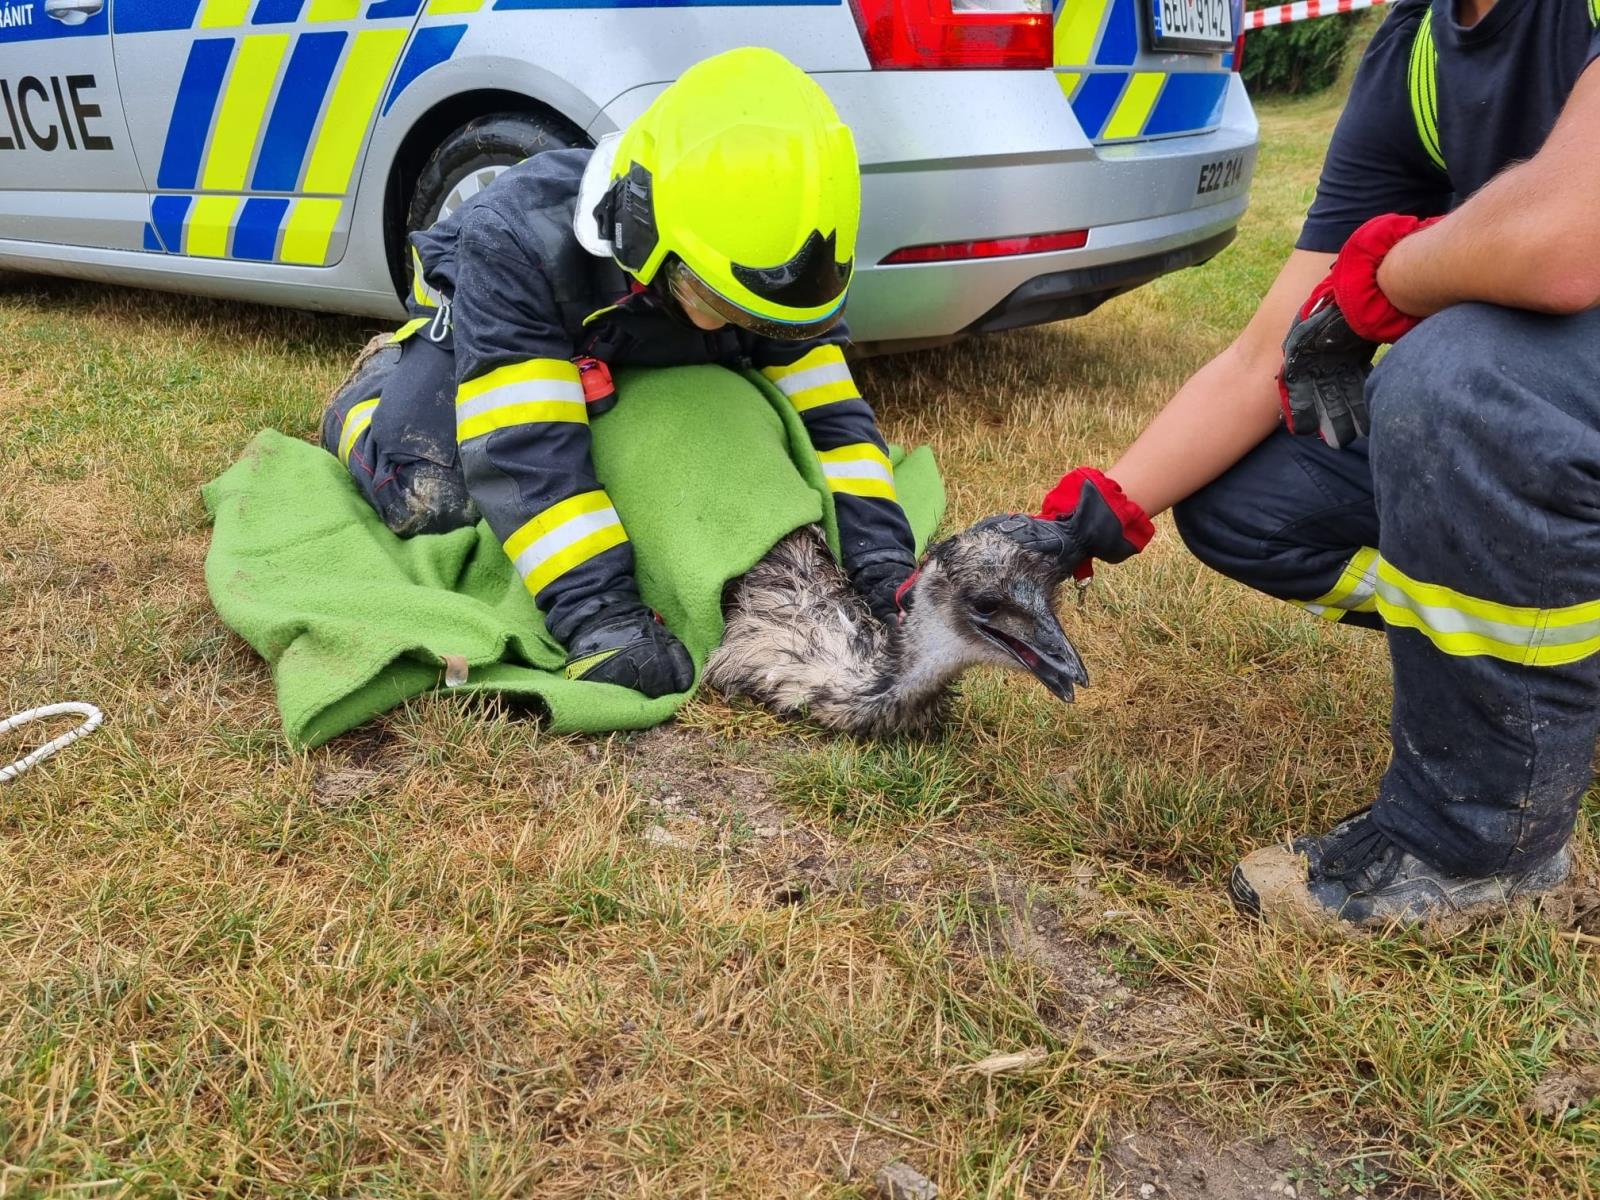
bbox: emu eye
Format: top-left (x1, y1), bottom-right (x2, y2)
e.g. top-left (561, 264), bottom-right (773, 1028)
top-left (971, 598), bottom-right (1001, 619)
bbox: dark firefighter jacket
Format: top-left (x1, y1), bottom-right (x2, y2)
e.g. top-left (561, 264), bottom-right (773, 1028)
top-left (403, 147), bottom-right (917, 642)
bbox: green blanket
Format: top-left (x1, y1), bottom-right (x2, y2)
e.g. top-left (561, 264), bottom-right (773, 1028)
top-left (203, 365), bottom-right (944, 747)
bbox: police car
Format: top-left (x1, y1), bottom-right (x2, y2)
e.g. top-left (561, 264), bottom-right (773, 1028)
top-left (0, 0), bottom-right (1256, 347)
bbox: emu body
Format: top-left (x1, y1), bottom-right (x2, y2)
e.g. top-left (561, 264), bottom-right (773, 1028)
top-left (706, 525), bottom-right (1087, 736)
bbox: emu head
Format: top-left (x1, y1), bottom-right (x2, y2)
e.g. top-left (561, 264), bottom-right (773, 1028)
top-left (908, 527), bottom-right (1090, 701)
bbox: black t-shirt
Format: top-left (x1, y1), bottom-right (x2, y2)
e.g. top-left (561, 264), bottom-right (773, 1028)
top-left (1298, 0), bottom-right (1600, 252)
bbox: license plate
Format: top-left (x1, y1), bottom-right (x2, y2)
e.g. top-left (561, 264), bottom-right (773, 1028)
top-left (1195, 152), bottom-right (1246, 197)
top-left (1149, 0), bottom-right (1234, 51)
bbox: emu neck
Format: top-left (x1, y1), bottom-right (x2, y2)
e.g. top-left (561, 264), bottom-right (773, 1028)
top-left (865, 606), bottom-right (973, 724)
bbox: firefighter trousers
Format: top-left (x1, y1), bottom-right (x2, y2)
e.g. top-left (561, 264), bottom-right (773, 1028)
top-left (1174, 302), bottom-right (1600, 876)
top-left (321, 327), bottom-right (478, 539)
top-left (322, 319), bottom-right (642, 645)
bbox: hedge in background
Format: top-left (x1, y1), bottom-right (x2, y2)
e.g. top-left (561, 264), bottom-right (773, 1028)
top-left (1240, 5), bottom-right (1358, 94)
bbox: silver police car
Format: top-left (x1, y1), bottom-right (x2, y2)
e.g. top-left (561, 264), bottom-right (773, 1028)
top-left (0, 0), bottom-right (1256, 347)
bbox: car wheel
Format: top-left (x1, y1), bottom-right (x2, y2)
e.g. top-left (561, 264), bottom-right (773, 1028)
top-left (405, 109), bottom-right (581, 244)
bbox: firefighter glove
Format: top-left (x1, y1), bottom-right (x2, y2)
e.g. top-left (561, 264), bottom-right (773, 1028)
top-left (971, 467), bottom-right (1154, 585)
top-left (851, 557), bottom-right (918, 626)
top-left (564, 606), bottom-right (694, 698)
top-left (1279, 213), bottom-right (1441, 450)
top-left (1278, 294), bottom-right (1377, 450)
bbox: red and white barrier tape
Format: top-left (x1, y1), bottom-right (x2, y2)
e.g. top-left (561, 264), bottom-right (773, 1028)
top-left (1244, 0), bottom-right (1389, 30)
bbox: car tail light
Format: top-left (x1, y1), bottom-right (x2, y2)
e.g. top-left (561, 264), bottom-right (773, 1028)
top-left (1231, 30), bottom-right (1247, 70)
top-left (881, 229), bottom-right (1089, 264)
top-left (850, 0), bottom-right (1053, 69)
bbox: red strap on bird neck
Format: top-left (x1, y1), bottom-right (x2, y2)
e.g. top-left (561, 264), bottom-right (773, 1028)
top-left (893, 567), bottom-right (921, 621)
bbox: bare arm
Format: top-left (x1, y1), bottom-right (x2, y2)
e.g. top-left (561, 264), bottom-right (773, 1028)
top-left (1109, 249), bottom-right (1335, 517)
top-left (1379, 62), bottom-right (1600, 317)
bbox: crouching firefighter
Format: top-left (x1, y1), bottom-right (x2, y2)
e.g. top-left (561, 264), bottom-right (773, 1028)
top-left (322, 48), bottom-right (918, 698)
top-left (980, 0), bottom-right (1600, 927)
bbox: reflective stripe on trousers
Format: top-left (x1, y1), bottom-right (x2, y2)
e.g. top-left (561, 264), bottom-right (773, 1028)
top-left (337, 396), bottom-right (379, 466)
top-left (1310, 546), bottom-right (1600, 668)
top-left (1296, 546), bottom-right (1379, 620)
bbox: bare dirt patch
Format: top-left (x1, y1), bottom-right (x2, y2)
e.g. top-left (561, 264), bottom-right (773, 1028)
top-left (1103, 1109), bottom-right (1370, 1200)
top-left (619, 725), bottom-right (830, 873)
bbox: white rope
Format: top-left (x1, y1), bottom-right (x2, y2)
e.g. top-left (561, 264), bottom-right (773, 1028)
top-left (1, 703), bottom-right (104, 783)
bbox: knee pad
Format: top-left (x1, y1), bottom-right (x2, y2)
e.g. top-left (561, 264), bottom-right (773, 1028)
top-left (376, 463), bottom-right (479, 537)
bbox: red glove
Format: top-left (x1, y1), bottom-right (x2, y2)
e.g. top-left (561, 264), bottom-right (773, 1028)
top-left (1314, 213), bottom-right (1442, 342)
top-left (970, 467), bottom-right (1154, 585)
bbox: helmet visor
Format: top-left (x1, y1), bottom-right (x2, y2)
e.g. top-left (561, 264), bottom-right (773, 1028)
top-left (666, 258), bottom-right (846, 342)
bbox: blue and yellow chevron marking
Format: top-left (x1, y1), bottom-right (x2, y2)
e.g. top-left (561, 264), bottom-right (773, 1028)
top-left (232, 197), bottom-right (293, 259)
top-left (203, 33), bottom-right (291, 190)
top-left (280, 197), bottom-right (344, 263)
top-left (1052, 0), bottom-right (1231, 142)
top-left (137, 5), bottom-right (454, 267)
top-left (115, 0), bottom-right (833, 31)
top-left (156, 37), bottom-right (231, 189)
top-left (143, 193), bottom-right (349, 261)
top-left (120, 0), bottom-right (840, 266)
top-left (20, 0), bottom-right (835, 38)
top-left (115, 0), bottom-right (203, 33)
top-left (384, 23), bottom-right (468, 112)
top-left (488, 0), bottom-right (835, 5)
top-left (253, 31), bottom-right (347, 189)
top-left (252, 0), bottom-right (306, 21)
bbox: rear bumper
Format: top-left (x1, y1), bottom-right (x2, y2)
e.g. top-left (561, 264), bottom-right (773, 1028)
top-left (840, 70), bottom-right (1258, 343)
top-left (599, 67), bottom-right (1259, 345)
top-left (968, 226), bottom-right (1237, 335)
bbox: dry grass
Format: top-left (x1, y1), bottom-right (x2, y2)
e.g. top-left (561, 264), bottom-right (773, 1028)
top-left (4, 85), bottom-right (1600, 1198)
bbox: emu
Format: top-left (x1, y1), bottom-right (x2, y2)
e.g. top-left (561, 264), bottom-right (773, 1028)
top-left (706, 525), bottom-right (1088, 737)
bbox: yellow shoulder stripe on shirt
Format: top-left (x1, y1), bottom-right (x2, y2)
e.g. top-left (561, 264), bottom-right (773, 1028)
top-left (1410, 2), bottom-right (1599, 176)
top-left (1407, 9), bottom-right (1446, 173)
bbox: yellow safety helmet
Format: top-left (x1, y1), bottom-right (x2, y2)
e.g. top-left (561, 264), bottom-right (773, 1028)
top-left (594, 47), bottom-right (860, 341)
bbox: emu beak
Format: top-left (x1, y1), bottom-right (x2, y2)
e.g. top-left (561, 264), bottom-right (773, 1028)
top-left (974, 611), bottom-right (1091, 702)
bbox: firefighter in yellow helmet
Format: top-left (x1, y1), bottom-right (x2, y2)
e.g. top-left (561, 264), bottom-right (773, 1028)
top-left (321, 48), bottom-right (918, 697)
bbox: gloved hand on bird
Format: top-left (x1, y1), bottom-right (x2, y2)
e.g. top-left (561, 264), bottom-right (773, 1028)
top-left (850, 556), bottom-right (920, 626)
top-left (563, 604), bottom-right (694, 698)
top-left (1278, 212), bottom-right (1439, 450)
top-left (970, 466), bottom-right (1155, 585)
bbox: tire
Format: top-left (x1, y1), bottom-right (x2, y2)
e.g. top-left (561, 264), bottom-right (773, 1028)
top-left (405, 110), bottom-right (581, 242)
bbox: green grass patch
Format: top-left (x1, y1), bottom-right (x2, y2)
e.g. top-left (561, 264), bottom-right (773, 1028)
top-left (4, 81), bottom-right (1598, 1198)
